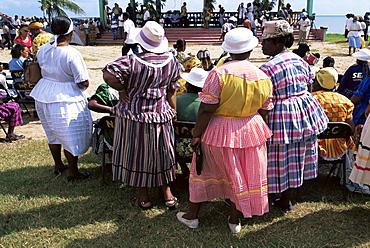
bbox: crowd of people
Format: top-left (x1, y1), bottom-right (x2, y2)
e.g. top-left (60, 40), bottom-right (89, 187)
top-left (1, 2), bottom-right (370, 235)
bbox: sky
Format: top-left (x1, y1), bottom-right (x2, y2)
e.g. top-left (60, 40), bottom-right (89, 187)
top-left (0, 0), bottom-right (369, 19)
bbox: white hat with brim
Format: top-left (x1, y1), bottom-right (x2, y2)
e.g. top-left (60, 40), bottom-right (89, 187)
top-left (135, 21), bottom-right (169, 53)
top-left (181, 68), bottom-right (208, 88)
top-left (221, 28), bottom-right (258, 54)
top-left (352, 49), bottom-right (370, 61)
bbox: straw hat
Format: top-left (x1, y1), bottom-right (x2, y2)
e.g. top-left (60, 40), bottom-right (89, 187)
top-left (261, 20), bottom-right (293, 39)
top-left (27, 22), bottom-right (43, 29)
top-left (352, 48), bottom-right (370, 61)
top-left (181, 68), bottom-right (208, 88)
top-left (221, 28), bottom-right (258, 54)
top-left (135, 21), bottom-right (168, 53)
top-left (316, 67), bottom-right (338, 90)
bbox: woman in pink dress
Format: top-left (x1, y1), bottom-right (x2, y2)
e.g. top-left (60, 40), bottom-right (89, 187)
top-left (14, 26), bottom-right (32, 54)
top-left (176, 28), bottom-right (273, 233)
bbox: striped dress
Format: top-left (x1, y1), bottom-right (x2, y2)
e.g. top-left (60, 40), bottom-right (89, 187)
top-left (189, 60), bottom-right (273, 218)
top-left (260, 51), bottom-right (328, 194)
top-left (350, 115), bottom-right (370, 185)
top-left (104, 52), bottom-right (181, 187)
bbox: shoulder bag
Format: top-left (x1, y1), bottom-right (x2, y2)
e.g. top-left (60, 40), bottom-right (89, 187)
top-left (23, 58), bottom-right (42, 84)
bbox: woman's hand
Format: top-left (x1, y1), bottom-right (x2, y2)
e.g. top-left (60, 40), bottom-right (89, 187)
top-left (365, 102), bottom-right (370, 118)
top-left (191, 137), bottom-right (201, 146)
top-left (119, 90), bottom-right (130, 103)
top-left (77, 80), bottom-right (89, 90)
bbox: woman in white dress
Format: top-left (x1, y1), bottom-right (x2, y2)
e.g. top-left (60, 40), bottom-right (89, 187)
top-left (30, 16), bottom-right (92, 181)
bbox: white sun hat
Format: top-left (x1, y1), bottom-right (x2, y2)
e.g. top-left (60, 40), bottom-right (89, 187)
top-left (221, 27), bottom-right (258, 54)
top-left (135, 21), bottom-right (169, 53)
top-left (181, 68), bottom-right (208, 88)
top-left (352, 48), bottom-right (370, 61)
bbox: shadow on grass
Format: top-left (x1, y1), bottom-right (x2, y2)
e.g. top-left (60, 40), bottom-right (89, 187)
top-left (1, 141), bottom-right (370, 246)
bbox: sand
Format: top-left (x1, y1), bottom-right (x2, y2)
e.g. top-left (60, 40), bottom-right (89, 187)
top-left (0, 41), bottom-right (354, 141)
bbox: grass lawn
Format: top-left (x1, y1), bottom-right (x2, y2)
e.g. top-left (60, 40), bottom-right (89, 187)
top-left (1, 140), bottom-right (370, 247)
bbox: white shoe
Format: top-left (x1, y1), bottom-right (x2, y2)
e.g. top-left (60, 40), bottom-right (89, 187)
top-left (228, 216), bottom-right (241, 233)
top-left (176, 212), bottom-right (199, 229)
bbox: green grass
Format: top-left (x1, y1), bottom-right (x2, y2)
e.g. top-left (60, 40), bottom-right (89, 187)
top-left (1, 140), bottom-right (370, 247)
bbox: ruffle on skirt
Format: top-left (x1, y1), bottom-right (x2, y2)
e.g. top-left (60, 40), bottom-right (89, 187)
top-left (201, 114), bottom-right (272, 148)
top-left (36, 100), bottom-right (93, 156)
top-left (267, 92), bottom-right (328, 144)
top-left (350, 117), bottom-right (370, 185)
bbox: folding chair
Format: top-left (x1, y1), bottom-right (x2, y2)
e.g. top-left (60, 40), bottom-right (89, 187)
top-left (0, 118), bottom-right (12, 143)
top-left (13, 80), bottom-right (36, 117)
top-left (173, 121), bottom-right (196, 177)
top-left (93, 116), bottom-right (115, 186)
top-left (298, 122), bottom-right (353, 201)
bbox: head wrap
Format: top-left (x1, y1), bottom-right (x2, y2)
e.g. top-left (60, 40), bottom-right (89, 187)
top-left (53, 17), bottom-right (74, 47)
top-left (27, 22), bottom-right (43, 29)
top-left (316, 68), bottom-right (338, 90)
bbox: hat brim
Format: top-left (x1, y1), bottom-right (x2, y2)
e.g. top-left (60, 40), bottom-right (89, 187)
top-left (352, 51), bottom-right (370, 61)
top-left (181, 73), bottom-right (205, 88)
top-left (221, 36), bottom-right (258, 54)
top-left (135, 31), bottom-right (169, 54)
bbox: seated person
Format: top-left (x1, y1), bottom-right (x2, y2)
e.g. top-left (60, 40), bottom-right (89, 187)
top-left (312, 68), bottom-right (368, 194)
top-left (0, 73), bottom-right (25, 141)
top-left (292, 43), bottom-right (310, 58)
top-left (176, 56), bottom-right (202, 96)
top-left (338, 49), bottom-right (370, 99)
top-left (175, 68), bottom-right (208, 176)
top-left (322, 56), bottom-right (335, 68)
top-left (88, 83), bottom-right (119, 166)
top-left (170, 11), bottom-right (181, 27)
top-left (9, 43), bottom-right (28, 72)
top-left (173, 39), bottom-right (192, 64)
top-left (196, 49), bottom-right (215, 71)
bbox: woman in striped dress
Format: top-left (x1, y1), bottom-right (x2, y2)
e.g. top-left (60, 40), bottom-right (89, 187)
top-left (350, 103), bottom-right (370, 185)
top-left (177, 28), bottom-right (273, 233)
top-left (103, 22), bottom-right (181, 210)
top-left (260, 20), bottom-right (328, 210)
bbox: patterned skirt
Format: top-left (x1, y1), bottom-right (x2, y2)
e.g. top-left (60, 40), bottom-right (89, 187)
top-left (0, 102), bottom-right (23, 126)
top-left (267, 136), bottom-right (318, 193)
top-left (350, 116), bottom-right (370, 185)
top-left (189, 143), bottom-right (269, 218)
top-left (112, 117), bottom-right (176, 187)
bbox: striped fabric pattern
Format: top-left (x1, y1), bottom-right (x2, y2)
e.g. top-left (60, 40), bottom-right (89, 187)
top-left (189, 143), bottom-right (269, 218)
top-left (267, 136), bottom-right (318, 193)
top-left (350, 116), bottom-right (370, 185)
top-left (112, 117), bottom-right (176, 187)
top-left (260, 51), bottom-right (328, 144)
top-left (0, 102), bottom-right (23, 126)
top-left (104, 52), bottom-right (181, 123)
top-left (189, 59), bottom-right (272, 218)
top-left (312, 90), bottom-right (356, 159)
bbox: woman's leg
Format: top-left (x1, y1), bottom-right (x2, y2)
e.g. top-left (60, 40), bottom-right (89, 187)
top-left (48, 144), bottom-right (65, 168)
top-left (280, 188), bottom-right (292, 206)
top-left (182, 202), bottom-right (201, 220)
top-left (63, 149), bottom-right (81, 177)
top-left (229, 202), bottom-right (241, 224)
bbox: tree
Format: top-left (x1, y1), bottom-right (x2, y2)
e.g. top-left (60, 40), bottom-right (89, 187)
top-left (260, 0), bottom-right (276, 11)
top-left (39, 0), bottom-right (85, 22)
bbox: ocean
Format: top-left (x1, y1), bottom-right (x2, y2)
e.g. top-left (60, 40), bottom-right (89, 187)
top-left (313, 15), bottom-right (349, 34)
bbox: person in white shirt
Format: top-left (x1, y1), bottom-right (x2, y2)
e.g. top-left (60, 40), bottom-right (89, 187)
top-left (143, 7), bottom-right (150, 25)
top-left (345, 13), bottom-right (354, 39)
top-left (118, 13), bottom-right (125, 39)
top-left (348, 16), bottom-right (362, 55)
top-left (298, 15), bottom-right (310, 44)
top-left (121, 12), bottom-right (139, 56)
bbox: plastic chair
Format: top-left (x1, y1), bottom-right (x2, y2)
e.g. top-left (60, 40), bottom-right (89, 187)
top-left (93, 116), bottom-right (115, 186)
top-left (298, 122), bottom-right (353, 201)
top-left (173, 121), bottom-right (196, 177)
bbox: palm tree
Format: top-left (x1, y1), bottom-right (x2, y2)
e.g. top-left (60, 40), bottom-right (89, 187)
top-left (39, 0), bottom-right (85, 22)
top-left (261, 0), bottom-right (276, 11)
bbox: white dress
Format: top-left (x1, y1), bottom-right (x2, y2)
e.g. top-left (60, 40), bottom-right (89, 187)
top-left (30, 41), bottom-right (92, 156)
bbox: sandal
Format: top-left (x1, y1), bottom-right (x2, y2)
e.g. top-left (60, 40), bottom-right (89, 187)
top-left (131, 197), bottom-right (152, 210)
top-left (164, 197), bottom-right (178, 210)
top-left (54, 165), bottom-right (69, 175)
